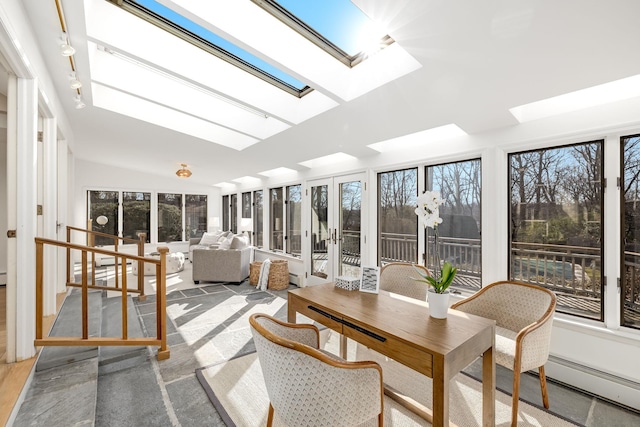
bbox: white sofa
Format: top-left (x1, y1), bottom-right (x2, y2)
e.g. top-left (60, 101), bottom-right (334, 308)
top-left (190, 233), bottom-right (252, 284)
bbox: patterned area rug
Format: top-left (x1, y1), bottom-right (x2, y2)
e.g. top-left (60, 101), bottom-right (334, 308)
top-left (196, 334), bottom-right (581, 427)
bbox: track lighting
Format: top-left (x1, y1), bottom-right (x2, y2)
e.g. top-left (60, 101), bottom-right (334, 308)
top-left (69, 72), bottom-right (82, 89)
top-left (59, 32), bottom-right (75, 57)
top-left (74, 94), bottom-right (86, 109)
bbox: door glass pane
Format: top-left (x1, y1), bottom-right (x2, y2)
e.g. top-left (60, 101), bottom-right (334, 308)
top-left (123, 192), bottom-right (151, 243)
top-left (311, 185), bottom-right (329, 278)
top-left (286, 185), bottom-right (302, 257)
top-left (242, 192), bottom-right (251, 218)
top-left (222, 195), bottom-right (229, 231)
top-left (88, 190), bottom-right (119, 246)
top-left (378, 168), bottom-right (418, 264)
top-left (230, 194), bottom-right (238, 233)
top-left (426, 159), bottom-right (482, 293)
top-left (509, 142), bottom-right (603, 320)
top-left (158, 193), bottom-right (182, 242)
top-left (339, 181), bottom-right (361, 277)
top-left (270, 188), bottom-right (284, 251)
top-left (622, 135), bottom-right (640, 329)
top-left (254, 190), bottom-right (263, 247)
top-left (186, 194), bottom-right (207, 238)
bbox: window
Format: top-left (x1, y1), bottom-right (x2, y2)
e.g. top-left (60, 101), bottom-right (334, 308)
top-left (253, 190), bottom-right (264, 248)
top-left (88, 190), bottom-right (119, 246)
top-left (115, 0), bottom-right (310, 96)
top-left (252, 0), bottom-right (394, 68)
top-left (185, 194), bottom-right (208, 239)
top-left (286, 184), bottom-right (302, 257)
top-left (242, 192), bottom-right (251, 218)
top-left (621, 134), bottom-right (640, 329)
top-left (122, 192), bottom-right (151, 242)
top-left (270, 187), bottom-right (284, 251)
top-left (230, 194), bottom-right (238, 233)
top-left (88, 190), bottom-right (207, 243)
top-left (222, 195), bottom-right (230, 231)
top-left (425, 159), bottom-right (482, 293)
top-left (509, 142), bottom-right (603, 320)
top-left (158, 193), bottom-right (183, 242)
top-left (378, 168), bottom-right (418, 264)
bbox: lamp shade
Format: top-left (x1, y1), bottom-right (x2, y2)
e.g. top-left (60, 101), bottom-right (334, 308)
top-left (96, 215), bottom-right (108, 226)
top-left (176, 163), bottom-right (192, 178)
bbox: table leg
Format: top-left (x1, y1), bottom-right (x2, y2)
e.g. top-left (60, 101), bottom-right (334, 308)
top-left (482, 346), bottom-right (496, 427)
top-left (287, 298), bottom-right (296, 323)
top-left (432, 355), bottom-right (449, 427)
top-left (340, 334), bottom-right (347, 359)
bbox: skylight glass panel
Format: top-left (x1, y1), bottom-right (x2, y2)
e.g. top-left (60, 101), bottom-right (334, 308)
top-left (120, 0), bottom-right (309, 94)
top-left (275, 0), bottom-right (383, 56)
top-left (252, 0), bottom-right (393, 67)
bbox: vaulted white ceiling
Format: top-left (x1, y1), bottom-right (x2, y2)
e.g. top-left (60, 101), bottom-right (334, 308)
top-left (19, 0), bottom-right (640, 186)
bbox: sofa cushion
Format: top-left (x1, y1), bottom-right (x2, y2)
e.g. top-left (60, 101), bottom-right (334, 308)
top-left (218, 236), bottom-right (233, 250)
top-left (199, 232), bottom-right (221, 245)
top-left (230, 234), bottom-right (250, 249)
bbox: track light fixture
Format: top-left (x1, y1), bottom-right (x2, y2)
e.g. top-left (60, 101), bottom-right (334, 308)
top-left (69, 72), bottom-right (82, 89)
top-left (59, 32), bottom-right (75, 57)
top-left (176, 163), bottom-right (192, 178)
top-left (74, 94), bottom-right (86, 109)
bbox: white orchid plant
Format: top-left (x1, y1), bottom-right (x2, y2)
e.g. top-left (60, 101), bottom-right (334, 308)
top-left (413, 190), bottom-right (457, 294)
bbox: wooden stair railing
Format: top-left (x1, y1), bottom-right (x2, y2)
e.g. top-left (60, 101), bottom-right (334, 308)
top-left (66, 226), bottom-right (147, 301)
top-left (35, 237), bottom-right (170, 360)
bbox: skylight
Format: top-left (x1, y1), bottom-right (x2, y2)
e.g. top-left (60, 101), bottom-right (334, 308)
top-left (109, 0), bottom-right (312, 96)
top-left (252, 0), bottom-right (393, 67)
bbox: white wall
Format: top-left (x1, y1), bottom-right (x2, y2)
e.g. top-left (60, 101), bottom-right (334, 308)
top-left (0, 135), bottom-right (6, 283)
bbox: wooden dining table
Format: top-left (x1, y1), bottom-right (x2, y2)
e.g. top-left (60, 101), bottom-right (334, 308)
top-left (288, 282), bottom-right (496, 427)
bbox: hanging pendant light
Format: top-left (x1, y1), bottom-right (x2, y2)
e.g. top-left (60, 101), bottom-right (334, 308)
top-left (176, 163), bottom-right (192, 178)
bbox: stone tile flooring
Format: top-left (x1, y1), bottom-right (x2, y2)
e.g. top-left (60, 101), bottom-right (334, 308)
top-left (13, 260), bottom-right (640, 426)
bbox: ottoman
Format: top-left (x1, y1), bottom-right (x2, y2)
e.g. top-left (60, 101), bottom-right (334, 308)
top-left (133, 252), bottom-right (185, 276)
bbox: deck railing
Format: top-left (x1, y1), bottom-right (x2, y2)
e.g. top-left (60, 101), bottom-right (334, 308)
top-left (35, 234), bottom-right (170, 360)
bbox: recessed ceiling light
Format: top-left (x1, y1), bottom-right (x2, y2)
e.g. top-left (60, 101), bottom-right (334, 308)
top-left (367, 124), bottom-right (467, 153)
top-left (299, 152), bottom-right (357, 169)
top-left (509, 74), bottom-right (640, 123)
top-left (258, 167), bottom-right (297, 177)
top-left (232, 176), bottom-right (261, 184)
top-left (213, 182), bottom-right (236, 188)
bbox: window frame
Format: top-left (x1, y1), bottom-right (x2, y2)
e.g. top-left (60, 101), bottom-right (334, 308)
top-left (507, 140), bottom-right (605, 322)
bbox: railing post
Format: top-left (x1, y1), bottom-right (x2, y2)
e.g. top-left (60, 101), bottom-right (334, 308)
top-left (138, 233), bottom-right (146, 301)
top-left (66, 226), bottom-right (71, 284)
top-left (156, 246), bottom-right (170, 360)
top-left (121, 255), bottom-right (128, 340)
top-left (81, 250), bottom-right (89, 340)
top-left (35, 241), bottom-right (44, 339)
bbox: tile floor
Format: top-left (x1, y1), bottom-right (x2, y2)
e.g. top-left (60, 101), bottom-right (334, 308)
top-left (13, 261), bottom-right (640, 426)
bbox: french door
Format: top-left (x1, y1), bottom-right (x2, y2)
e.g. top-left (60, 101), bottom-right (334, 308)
top-left (307, 173), bottom-right (366, 285)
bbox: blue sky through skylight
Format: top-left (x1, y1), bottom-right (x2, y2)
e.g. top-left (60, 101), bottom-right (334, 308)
top-left (276, 0), bottom-right (383, 56)
top-left (134, 0), bottom-right (308, 91)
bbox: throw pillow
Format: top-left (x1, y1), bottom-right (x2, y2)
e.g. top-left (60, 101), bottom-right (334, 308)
top-left (230, 234), bottom-right (249, 249)
top-left (218, 236), bottom-right (233, 250)
top-left (199, 232), bottom-right (219, 245)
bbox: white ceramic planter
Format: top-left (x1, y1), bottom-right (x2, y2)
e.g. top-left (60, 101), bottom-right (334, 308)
top-left (428, 289), bottom-right (450, 319)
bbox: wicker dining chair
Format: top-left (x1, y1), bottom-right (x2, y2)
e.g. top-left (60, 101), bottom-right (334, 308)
top-left (249, 313), bottom-right (384, 427)
top-left (451, 280), bottom-right (557, 427)
top-left (379, 262), bottom-right (430, 301)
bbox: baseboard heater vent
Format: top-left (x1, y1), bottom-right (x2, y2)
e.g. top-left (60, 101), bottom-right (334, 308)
top-left (289, 273), bottom-right (301, 286)
top-left (549, 354), bottom-right (640, 390)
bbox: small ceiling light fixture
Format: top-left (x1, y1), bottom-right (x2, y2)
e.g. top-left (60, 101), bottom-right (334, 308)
top-left (59, 32), bottom-right (75, 56)
top-left (69, 72), bottom-right (82, 89)
top-left (176, 163), bottom-right (192, 178)
top-left (74, 94), bottom-right (86, 109)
